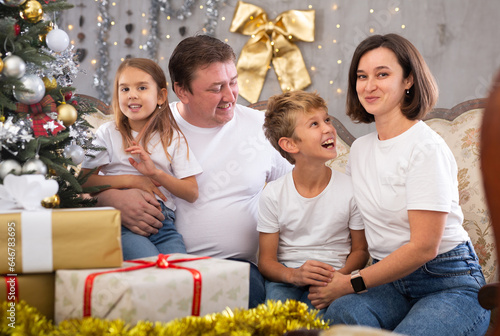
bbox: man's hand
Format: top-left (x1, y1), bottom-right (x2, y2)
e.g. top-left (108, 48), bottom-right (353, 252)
top-left (96, 188), bottom-right (165, 236)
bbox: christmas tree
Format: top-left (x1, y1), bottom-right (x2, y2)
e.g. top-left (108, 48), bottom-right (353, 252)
top-left (0, 0), bottom-right (102, 208)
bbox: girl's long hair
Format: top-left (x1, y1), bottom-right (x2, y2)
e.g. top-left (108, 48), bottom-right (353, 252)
top-left (111, 58), bottom-right (187, 161)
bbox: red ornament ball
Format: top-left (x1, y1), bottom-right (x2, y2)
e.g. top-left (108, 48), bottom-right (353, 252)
top-left (14, 23), bottom-right (21, 36)
top-left (64, 91), bottom-right (73, 101)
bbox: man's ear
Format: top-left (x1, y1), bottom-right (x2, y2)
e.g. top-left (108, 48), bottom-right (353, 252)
top-left (174, 82), bottom-right (190, 104)
top-left (278, 137), bottom-right (299, 155)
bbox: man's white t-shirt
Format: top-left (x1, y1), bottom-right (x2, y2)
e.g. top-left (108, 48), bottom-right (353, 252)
top-left (82, 121), bottom-right (202, 211)
top-left (257, 167), bottom-right (364, 269)
top-left (347, 121), bottom-right (469, 260)
top-left (170, 102), bottom-right (293, 263)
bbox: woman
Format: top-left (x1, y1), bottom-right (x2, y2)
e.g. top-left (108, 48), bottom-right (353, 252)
top-left (308, 34), bottom-right (490, 336)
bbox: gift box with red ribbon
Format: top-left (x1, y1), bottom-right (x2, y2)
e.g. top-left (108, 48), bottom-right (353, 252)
top-left (0, 207), bottom-right (122, 274)
top-left (54, 254), bottom-right (250, 324)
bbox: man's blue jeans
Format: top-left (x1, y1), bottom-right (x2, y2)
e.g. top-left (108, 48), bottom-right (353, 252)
top-left (324, 241), bottom-right (490, 335)
top-left (121, 203), bottom-right (186, 260)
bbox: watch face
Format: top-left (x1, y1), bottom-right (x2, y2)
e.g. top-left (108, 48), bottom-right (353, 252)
top-left (351, 275), bottom-right (366, 293)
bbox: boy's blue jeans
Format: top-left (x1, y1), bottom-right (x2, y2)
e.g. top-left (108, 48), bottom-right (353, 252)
top-left (121, 203), bottom-right (186, 260)
top-left (324, 241), bottom-right (490, 335)
top-left (265, 280), bottom-right (326, 317)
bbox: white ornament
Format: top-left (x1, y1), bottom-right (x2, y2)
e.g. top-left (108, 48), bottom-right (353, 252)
top-left (64, 143), bottom-right (85, 165)
top-left (2, 54), bottom-right (26, 78)
top-left (0, 160), bottom-right (22, 179)
top-left (46, 29), bottom-right (70, 52)
top-left (22, 157), bottom-right (47, 175)
top-left (0, 0), bottom-right (28, 6)
top-left (13, 74), bottom-right (46, 105)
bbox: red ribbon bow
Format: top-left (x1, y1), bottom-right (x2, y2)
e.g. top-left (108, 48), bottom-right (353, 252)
top-left (83, 254), bottom-right (210, 318)
top-left (15, 95), bottom-right (64, 137)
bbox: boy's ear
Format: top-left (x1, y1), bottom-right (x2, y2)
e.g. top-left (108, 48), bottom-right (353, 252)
top-left (278, 137), bottom-right (299, 155)
top-left (157, 88), bottom-right (168, 105)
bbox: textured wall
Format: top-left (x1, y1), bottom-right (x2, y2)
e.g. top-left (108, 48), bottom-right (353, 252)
top-left (66, 0), bottom-right (500, 137)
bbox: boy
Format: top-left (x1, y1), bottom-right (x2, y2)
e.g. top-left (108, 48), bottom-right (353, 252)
top-left (258, 90), bottom-right (369, 313)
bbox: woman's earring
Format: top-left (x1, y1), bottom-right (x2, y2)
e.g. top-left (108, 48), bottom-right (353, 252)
top-left (158, 104), bottom-right (162, 109)
top-left (406, 89), bottom-right (410, 95)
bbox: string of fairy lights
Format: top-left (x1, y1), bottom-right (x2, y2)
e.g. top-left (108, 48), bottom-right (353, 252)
top-left (65, 1), bottom-right (408, 105)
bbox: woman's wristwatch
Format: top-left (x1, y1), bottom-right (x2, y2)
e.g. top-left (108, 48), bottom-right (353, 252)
top-left (350, 269), bottom-right (367, 293)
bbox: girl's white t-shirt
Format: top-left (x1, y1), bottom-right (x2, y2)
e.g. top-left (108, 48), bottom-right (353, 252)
top-left (82, 121), bottom-right (202, 210)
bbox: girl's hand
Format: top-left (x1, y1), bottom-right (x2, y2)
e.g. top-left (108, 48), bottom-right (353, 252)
top-left (289, 260), bottom-right (335, 287)
top-left (126, 142), bottom-right (158, 177)
top-left (127, 175), bottom-right (167, 202)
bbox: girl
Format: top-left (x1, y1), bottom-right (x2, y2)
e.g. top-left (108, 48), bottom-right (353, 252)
top-left (81, 58), bottom-right (202, 260)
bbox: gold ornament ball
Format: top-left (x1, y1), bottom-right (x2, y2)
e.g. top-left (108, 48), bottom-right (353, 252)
top-left (42, 76), bottom-right (57, 90)
top-left (0, 58), bottom-right (3, 73)
top-left (57, 103), bottom-right (78, 126)
top-left (41, 194), bottom-right (60, 208)
top-left (20, 0), bottom-right (43, 23)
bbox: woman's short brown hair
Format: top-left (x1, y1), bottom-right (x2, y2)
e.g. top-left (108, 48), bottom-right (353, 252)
top-left (346, 33), bottom-right (438, 123)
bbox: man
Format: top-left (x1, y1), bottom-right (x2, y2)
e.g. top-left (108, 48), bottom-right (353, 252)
top-left (97, 35), bottom-right (292, 308)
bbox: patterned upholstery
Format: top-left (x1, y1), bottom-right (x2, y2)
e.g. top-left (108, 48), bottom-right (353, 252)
top-left (326, 99), bottom-right (496, 283)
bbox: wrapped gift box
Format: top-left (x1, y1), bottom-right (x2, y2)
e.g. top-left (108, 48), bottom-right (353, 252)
top-left (0, 207), bottom-right (122, 274)
top-left (1, 273), bottom-right (55, 320)
top-left (55, 254), bottom-right (250, 324)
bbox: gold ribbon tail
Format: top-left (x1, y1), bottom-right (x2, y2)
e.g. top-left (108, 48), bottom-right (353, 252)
top-left (272, 33), bottom-right (312, 93)
top-left (236, 32), bottom-right (273, 104)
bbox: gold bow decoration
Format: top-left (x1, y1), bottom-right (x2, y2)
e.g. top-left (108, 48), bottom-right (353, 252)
top-left (230, 1), bottom-right (315, 103)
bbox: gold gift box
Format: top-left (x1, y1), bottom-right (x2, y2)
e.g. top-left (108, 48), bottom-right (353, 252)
top-left (0, 207), bottom-right (122, 274)
top-left (1, 273), bottom-right (55, 320)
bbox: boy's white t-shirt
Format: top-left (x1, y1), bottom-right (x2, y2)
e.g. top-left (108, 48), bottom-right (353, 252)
top-left (257, 167), bottom-right (364, 269)
top-left (82, 121), bottom-right (203, 211)
top-left (347, 121), bottom-right (469, 260)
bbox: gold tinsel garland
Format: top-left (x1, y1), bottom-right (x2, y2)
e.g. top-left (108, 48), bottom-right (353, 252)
top-left (1, 300), bottom-right (329, 335)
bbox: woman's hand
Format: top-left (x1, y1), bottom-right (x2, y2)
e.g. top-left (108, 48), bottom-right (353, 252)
top-left (309, 272), bottom-right (352, 309)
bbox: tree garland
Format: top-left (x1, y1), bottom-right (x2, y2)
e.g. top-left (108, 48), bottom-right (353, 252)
top-left (1, 300), bottom-right (329, 335)
top-left (93, 0), bottom-right (111, 105)
top-left (93, 0), bottom-right (225, 104)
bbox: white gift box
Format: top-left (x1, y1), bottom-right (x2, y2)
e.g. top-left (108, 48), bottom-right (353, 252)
top-left (55, 254), bottom-right (250, 324)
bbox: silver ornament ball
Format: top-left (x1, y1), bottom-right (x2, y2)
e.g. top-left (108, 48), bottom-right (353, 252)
top-left (0, 0), bottom-right (27, 6)
top-left (0, 160), bottom-right (22, 179)
top-left (2, 55), bottom-right (26, 78)
top-left (64, 144), bottom-right (85, 165)
top-left (13, 74), bottom-right (46, 105)
top-left (22, 157), bottom-right (47, 175)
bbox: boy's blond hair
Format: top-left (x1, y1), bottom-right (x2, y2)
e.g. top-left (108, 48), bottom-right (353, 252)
top-left (264, 91), bottom-right (328, 164)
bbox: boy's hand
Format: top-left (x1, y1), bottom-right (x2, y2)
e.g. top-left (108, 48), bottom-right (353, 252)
top-left (289, 260), bottom-right (335, 287)
top-left (126, 142), bottom-right (158, 177)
